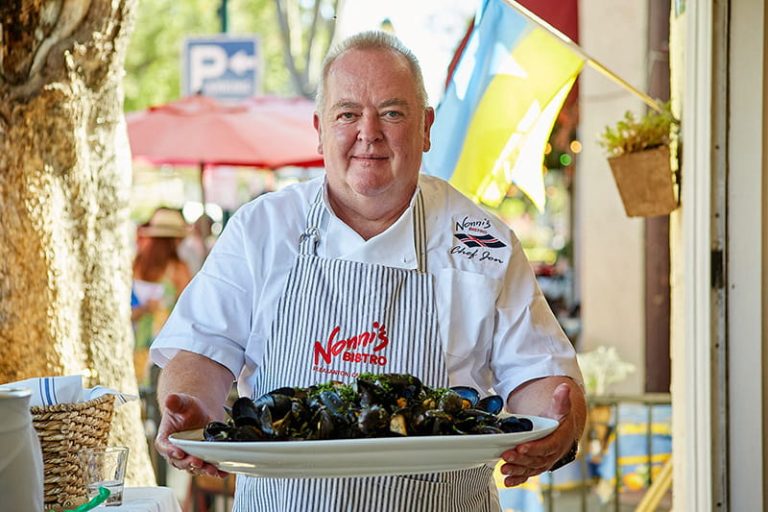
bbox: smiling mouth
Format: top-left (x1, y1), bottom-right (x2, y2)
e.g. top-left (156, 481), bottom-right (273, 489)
top-left (352, 155), bottom-right (388, 160)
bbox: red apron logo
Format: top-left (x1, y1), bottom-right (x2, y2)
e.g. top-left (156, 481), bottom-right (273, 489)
top-left (313, 322), bottom-right (389, 367)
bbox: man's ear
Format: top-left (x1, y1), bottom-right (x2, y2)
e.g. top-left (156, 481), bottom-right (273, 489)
top-left (313, 112), bottom-right (324, 155)
top-left (422, 107), bottom-right (436, 152)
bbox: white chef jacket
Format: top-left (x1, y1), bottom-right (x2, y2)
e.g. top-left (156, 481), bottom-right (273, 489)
top-left (151, 174), bottom-right (582, 401)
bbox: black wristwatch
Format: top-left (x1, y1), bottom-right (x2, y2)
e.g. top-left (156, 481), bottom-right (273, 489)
top-left (549, 440), bottom-right (578, 471)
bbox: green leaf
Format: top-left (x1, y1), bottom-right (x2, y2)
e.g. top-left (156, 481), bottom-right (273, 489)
top-left (597, 101), bottom-right (677, 157)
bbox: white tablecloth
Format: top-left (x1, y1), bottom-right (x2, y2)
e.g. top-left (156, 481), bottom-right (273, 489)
top-left (95, 487), bottom-right (181, 512)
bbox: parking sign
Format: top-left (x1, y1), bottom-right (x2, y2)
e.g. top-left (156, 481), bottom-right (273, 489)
top-left (183, 36), bottom-right (261, 101)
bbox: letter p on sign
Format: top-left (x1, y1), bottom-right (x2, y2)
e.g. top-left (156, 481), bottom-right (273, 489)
top-left (189, 45), bottom-right (228, 93)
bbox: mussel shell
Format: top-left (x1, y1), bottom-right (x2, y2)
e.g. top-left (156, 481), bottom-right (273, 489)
top-left (232, 397), bottom-right (261, 427)
top-left (207, 374), bottom-right (516, 442)
top-left (357, 405), bottom-right (390, 436)
top-left (254, 392), bottom-right (293, 420)
top-left (449, 386), bottom-right (479, 408)
top-left (421, 409), bottom-right (457, 435)
top-left (318, 390), bottom-right (346, 414)
top-left (477, 395), bottom-right (504, 415)
top-left (277, 401), bottom-right (311, 439)
top-left (437, 391), bottom-right (465, 415)
top-left (289, 399), bottom-right (311, 422)
top-left (267, 386), bottom-right (296, 398)
top-left (356, 378), bottom-right (388, 409)
top-left (373, 373), bottom-right (423, 400)
top-left (498, 416), bottom-right (534, 433)
top-left (455, 408), bottom-right (497, 422)
top-left (313, 408), bottom-right (336, 440)
top-left (471, 425), bottom-right (504, 435)
top-left (454, 408), bottom-right (497, 433)
top-left (256, 404), bottom-right (275, 437)
top-left (231, 424), bottom-right (266, 441)
top-left (203, 421), bottom-right (231, 441)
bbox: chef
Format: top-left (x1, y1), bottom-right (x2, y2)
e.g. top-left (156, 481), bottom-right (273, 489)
top-left (150, 30), bottom-right (585, 512)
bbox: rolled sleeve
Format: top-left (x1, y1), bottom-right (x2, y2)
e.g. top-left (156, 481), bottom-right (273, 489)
top-left (492, 295), bottom-right (583, 401)
top-left (491, 240), bottom-right (583, 401)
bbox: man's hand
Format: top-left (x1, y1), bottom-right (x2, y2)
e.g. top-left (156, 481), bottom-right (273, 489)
top-left (500, 379), bottom-right (584, 487)
top-left (155, 393), bottom-right (227, 478)
top-left (154, 351), bottom-right (235, 479)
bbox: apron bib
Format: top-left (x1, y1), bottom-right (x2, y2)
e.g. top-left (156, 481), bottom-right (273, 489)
top-left (235, 190), bottom-right (497, 512)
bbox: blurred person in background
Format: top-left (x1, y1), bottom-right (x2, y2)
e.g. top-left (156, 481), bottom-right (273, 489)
top-left (177, 213), bottom-right (216, 275)
top-left (132, 208), bottom-right (192, 385)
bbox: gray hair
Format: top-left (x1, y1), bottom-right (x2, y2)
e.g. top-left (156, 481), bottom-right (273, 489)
top-left (315, 30), bottom-right (429, 113)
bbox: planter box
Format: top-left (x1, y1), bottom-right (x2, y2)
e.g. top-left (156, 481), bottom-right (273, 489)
top-left (607, 146), bottom-right (678, 217)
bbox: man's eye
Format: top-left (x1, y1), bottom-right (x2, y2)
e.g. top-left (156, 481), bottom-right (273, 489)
top-left (338, 112), bottom-right (357, 120)
top-left (383, 111), bottom-right (403, 119)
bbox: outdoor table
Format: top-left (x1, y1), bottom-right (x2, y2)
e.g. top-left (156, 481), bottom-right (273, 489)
top-left (94, 487), bottom-right (181, 512)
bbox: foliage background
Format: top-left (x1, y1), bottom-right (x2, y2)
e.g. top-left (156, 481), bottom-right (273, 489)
top-left (123, 0), bottom-right (328, 112)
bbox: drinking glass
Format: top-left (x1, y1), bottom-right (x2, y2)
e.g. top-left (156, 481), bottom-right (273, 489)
top-left (78, 446), bottom-right (129, 506)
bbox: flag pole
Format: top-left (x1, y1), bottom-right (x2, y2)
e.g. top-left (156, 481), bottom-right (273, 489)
top-left (501, 0), bottom-right (665, 113)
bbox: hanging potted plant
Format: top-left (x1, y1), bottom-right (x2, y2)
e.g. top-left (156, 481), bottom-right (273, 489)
top-left (598, 102), bottom-right (679, 217)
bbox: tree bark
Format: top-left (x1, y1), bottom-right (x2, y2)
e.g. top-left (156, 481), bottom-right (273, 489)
top-left (0, 0), bottom-right (154, 486)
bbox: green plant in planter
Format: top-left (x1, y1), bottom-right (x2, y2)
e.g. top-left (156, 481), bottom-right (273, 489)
top-left (598, 101), bottom-right (676, 157)
top-left (597, 101), bottom-right (680, 217)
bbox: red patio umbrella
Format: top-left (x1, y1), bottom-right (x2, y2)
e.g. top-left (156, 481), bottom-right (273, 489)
top-left (126, 94), bottom-right (324, 204)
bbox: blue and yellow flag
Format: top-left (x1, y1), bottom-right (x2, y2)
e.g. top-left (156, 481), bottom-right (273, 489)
top-left (423, 0), bottom-right (584, 211)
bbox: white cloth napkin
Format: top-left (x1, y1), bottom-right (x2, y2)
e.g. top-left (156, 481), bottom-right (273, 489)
top-left (0, 375), bottom-right (137, 407)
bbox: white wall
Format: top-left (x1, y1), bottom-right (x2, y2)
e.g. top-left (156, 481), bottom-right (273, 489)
top-left (576, 0), bottom-right (648, 394)
top-left (727, 0), bottom-right (766, 507)
top-left (672, 2), bottom-right (715, 507)
top-left (672, 0), bottom-right (767, 508)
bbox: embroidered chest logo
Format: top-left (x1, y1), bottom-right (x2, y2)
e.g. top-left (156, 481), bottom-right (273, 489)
top-left (451, 215), bottom-right (506, 264)
top-left (312, 322), bottom-right (389, 376)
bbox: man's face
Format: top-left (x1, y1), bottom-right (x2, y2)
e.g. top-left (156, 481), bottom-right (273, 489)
top-left (314, 48), bottom-right (435, 206)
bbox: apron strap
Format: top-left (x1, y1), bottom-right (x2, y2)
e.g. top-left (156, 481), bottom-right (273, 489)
top-left (413, 189), bottom-right (427, 273)
top-left (299, 189), bottom-right (324, 256)
top-left (299, 185), bottom-right (428, 272)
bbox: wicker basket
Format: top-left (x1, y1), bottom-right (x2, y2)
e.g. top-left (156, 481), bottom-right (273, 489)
top-left (31, 394), bottom-right (116, 512)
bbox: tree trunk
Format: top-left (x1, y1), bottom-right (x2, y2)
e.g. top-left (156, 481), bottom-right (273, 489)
top-left (273, 0), bottom-right (338, 98)
top-left (0, 0), bottom-right (154, 486)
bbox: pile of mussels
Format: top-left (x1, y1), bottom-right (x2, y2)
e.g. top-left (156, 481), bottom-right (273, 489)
top-left (203, 373), bottom-right (533, 442)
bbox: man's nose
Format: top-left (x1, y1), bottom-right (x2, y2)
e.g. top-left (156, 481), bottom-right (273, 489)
top-left (357, 114), bottom-right (383, 144)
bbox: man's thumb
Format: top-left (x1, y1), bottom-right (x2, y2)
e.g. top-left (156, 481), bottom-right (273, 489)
top-left (548, 383), bottom-right (572, 422)
top-left (164, 393), bottom-right (190, 415)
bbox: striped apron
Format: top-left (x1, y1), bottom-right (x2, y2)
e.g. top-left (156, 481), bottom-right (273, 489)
top-left (235, 190), bottom-right (498, 512)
